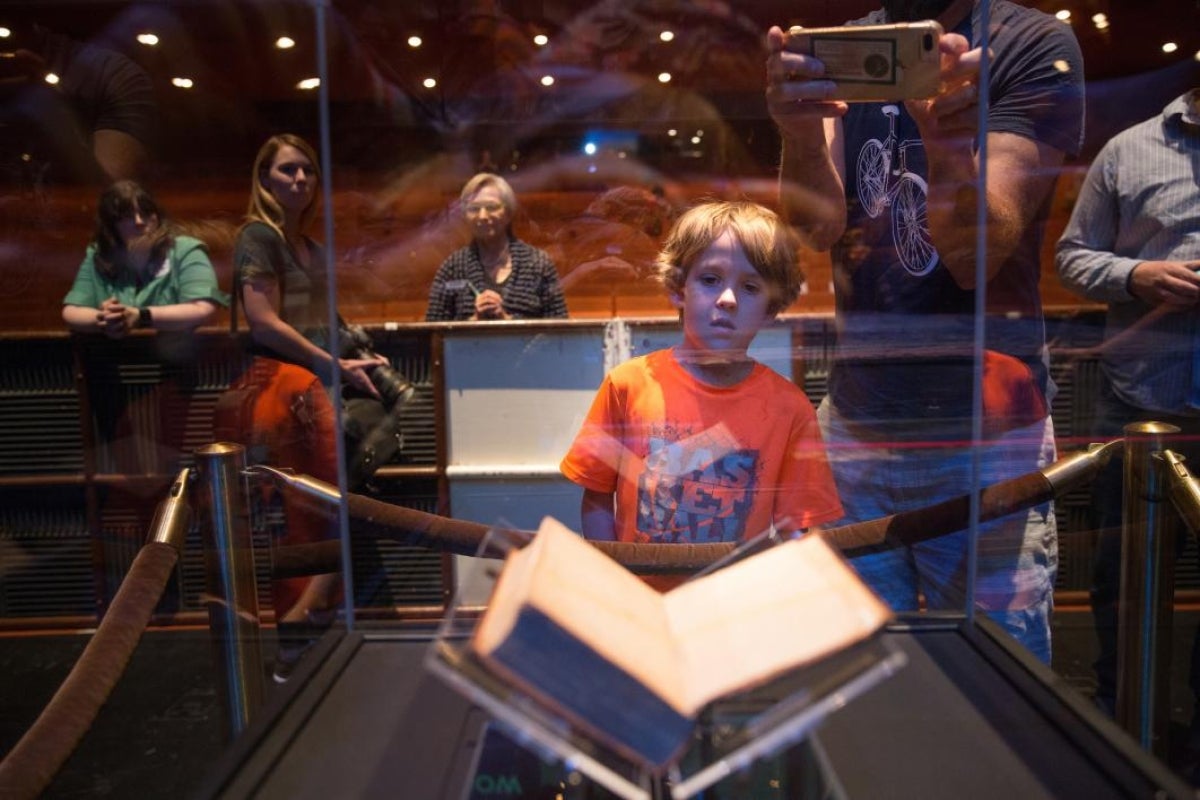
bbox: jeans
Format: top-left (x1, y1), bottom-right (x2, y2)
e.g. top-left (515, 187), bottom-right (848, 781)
top-left (818, 398), bottom-right (1058, 663)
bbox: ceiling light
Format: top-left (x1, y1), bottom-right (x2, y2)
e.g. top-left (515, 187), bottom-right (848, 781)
top-left (657, 72), bottom-right (671, 83)
top-left (422, 77), bottom-right (436, 88)
top-left (534, 34), bottom-right (548, 46)
top-left (660, 31), bottom-right (675, 42)
top-left (1055, 10), bottom-right (1071, 21)
top-left (136, 33), bottom-right (159, 46)
top-left (407, 36), bottom-right (422, 48)
top-left (541, 75), bottom-right (555, 86)
top-left (44, 72), bottom-right (59, 85)
top-left (171, 77), bottom-right (194, 89)
top-left (275, 36), bottom-right (295, 49)
top-left (296, 77), bottom-right (320, 90)
top-left (1163, 42), bottom-right (1179, 53)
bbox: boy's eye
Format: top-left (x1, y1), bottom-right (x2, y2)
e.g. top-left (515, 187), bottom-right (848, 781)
top-left (743, 282), bottom-right (762, 295)
top-left (698, 274), bottom-right (721, 286)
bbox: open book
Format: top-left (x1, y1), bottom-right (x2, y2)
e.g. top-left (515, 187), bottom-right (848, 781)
top-left (471, 517), bottom-right (892, 768)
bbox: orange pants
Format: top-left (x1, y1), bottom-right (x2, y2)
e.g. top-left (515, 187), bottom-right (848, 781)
top-left (213, 356), bottom-right (340, 621)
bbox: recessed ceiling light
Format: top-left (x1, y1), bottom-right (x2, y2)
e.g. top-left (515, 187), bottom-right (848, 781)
top-left (297, 77), bottom-right (320, 90)
top-left (136, 33), bottom-right (159, 46)
top-left (275, 36), bottom-right (295, 49)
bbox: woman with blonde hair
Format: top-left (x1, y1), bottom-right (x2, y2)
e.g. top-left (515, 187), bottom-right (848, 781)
top-left (425, 172), bottom-right (568, 321)
top-left (220, 133), bottom-right (400, 680)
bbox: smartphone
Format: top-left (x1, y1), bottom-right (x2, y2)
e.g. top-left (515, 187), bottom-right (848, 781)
top-left (786, 21), bottom-right (943, 102)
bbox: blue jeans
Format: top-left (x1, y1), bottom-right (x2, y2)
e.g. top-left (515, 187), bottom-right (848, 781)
top-left (818, 398), bottom-right (1058, 663)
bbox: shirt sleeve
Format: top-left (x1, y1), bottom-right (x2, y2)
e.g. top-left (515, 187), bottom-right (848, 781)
top-left (235, 223), bottom-right (282, 287)
top-left (425, 256), bottom-right (462, 321)
top-left (62, 245), bottom-right (104, 307)
top-left (537, 250), bottom-right (569, 319)
top-left (989, 10), bottom-right (1085, 158)
top-left (560, 375), bottom-right (623, 493)
top-left (1055, 141), bottom-right (1142, 303)
top-left (174, 238), bottom-right (230, 307)
top-left (774, 394), bottom-right (844, 531)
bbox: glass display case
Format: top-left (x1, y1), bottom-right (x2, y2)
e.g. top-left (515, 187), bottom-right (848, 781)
top-left (1, 1), bottom-right (1200, 796)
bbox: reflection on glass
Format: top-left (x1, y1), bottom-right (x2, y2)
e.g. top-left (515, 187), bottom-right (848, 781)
top-left (2, 0), bottom-right (1200, 793)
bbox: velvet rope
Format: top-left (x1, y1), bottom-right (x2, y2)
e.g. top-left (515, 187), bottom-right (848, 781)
top-left (271, 469), bottom-right (1057, 578)
top-left (0, 542), bottom-right (180, 800)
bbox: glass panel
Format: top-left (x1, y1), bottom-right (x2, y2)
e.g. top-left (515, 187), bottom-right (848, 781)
top-left (3, 0), bottom-right (1200, 794)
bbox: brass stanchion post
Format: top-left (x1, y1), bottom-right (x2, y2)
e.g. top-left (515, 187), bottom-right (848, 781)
top-left (195, 442), bottom-right (265, 739)
top-left (1116, 421), bottom-right (1180, 756)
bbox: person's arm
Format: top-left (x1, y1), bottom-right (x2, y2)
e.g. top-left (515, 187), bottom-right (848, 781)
top-left (125, 300), bottom-right (219, 331)
top-left (765, 25), bottom-right (848, 252)
top-left (92, 129), bottom-right (150, 183)
top-left (241, 275), bottom-right (383, 397)
top-left (61, 248), bottom-right (109, 334)
top-left (62, 303), bottom-right (106, 334)
top-left (241, 274), bottom-right (334, 370)
top-left (907, 33), bottom-right (1073, 290)
top-left (1057, 145), bottom-right (1200, 308)
top-left (425, 258), bottom-right (459, 321)
top-left (538, 250), bottom-right (569, 318)
top-left (581, 488), bottom-right (617, 541)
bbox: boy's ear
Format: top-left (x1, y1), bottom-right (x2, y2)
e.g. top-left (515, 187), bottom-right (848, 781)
top-left (668, 286), bottom-right (684, 310)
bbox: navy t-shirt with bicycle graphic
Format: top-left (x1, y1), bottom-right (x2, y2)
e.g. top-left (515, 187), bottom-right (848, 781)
top-left (829, 1), bottom-right (1084, 436)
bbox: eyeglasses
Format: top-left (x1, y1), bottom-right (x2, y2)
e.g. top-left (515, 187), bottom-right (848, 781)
top-left (465, 202), bottom-right (505, 216)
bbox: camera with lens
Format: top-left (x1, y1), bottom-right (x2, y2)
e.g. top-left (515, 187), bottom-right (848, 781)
top-left (786, 20), bottom-right (942, 102)
top-left (337, 324), bottom-right (415, 490)
top-left (340, 323), bottom-right (414, 409)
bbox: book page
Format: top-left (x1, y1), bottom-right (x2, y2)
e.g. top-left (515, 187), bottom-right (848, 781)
top-left (661, 534), bottom-right (890, 714)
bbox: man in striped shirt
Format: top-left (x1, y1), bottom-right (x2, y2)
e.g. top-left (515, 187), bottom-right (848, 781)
top-left (1056, 88), bottom-right (1200, 725)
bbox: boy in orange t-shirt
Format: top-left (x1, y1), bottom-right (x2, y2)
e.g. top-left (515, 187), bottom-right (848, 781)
top-left (561, 201), bottom-right (842, 543)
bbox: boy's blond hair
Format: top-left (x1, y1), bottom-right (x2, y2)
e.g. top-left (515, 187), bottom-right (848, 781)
top-left (655, 201), bottom-right (804, 314)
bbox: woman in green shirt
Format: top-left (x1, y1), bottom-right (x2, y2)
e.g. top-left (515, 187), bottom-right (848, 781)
top-left (62, 181), bottom-right (227, 336)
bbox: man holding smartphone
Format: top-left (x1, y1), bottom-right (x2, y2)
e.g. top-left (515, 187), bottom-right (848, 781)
top-left (765, 0), bottom-right (1084, 661)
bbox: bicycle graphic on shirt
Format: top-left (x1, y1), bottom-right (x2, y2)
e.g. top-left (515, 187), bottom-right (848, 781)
top-left (855, 104), bottom-right (940, 276)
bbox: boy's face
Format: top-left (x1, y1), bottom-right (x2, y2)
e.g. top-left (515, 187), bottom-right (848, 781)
top-left (670, 230), bottom-right (774, 358)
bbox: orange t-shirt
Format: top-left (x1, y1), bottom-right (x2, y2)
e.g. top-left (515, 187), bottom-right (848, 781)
top-left (561, 349), bottom-right (843, 543)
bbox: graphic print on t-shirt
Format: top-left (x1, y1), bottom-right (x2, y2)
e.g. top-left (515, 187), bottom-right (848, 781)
top-left (852, 104), bottom-right (939, 276)
top-left (635, 424), bottom-right (758, 543)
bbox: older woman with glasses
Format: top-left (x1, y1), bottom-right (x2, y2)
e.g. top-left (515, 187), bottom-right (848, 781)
top-left (425, 172), bottom-right (568, 321)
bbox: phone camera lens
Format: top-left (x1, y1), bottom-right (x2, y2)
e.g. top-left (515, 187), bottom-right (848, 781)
top-left (923, 33), bottom-right (934, 50)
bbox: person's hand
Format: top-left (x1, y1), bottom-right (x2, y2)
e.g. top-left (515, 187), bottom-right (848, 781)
top-left (97, 297), bottom-right (135, 339)
top-left (1128, 260), bottom-right (1200, 308)
top-left (904, 34), bottom-right (981, 142)
top-left (765, 25), bottom-right (849, 139)
top-left (339, 357), bottom-right (383, 400)
top-left (473, 289), bottom-right (507, 320)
